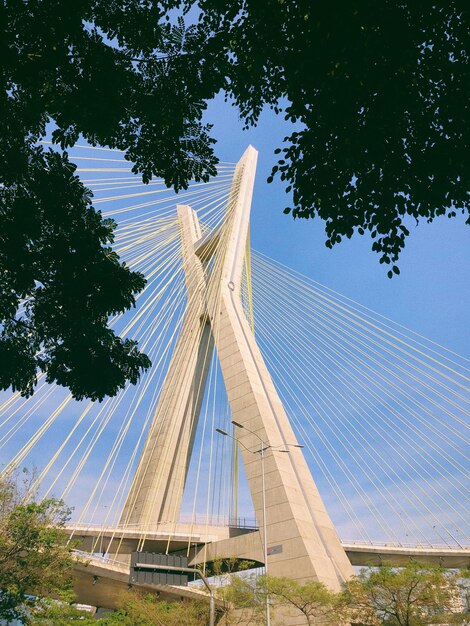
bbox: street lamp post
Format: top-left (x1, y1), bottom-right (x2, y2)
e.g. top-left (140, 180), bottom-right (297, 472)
top-left (231, 421), bottom-right (270, 626)
top-left (216, 422), bottom-right (303, 626)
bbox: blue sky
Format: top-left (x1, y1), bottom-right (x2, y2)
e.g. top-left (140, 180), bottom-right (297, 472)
top-left (176, 94), bottom-right (470, 543)
top-left (203, 93), bottom-right (470, 356)
top-left (0, 88), bottom-right (467, 548)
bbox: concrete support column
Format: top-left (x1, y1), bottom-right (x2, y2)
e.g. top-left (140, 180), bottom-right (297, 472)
top-left (120, 206), bottom-right (213, 528)
top-left (207, 146), bottom-right (353, 587)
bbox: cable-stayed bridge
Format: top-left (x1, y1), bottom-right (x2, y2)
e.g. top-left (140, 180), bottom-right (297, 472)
top-left (0, 145), bottom-right (468, 613)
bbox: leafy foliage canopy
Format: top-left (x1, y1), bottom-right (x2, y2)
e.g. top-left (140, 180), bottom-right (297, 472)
top-left (344, 560), bottom-right (467, 626)
top-left (1, 1), bottom-right (468, 399)
top-left (178, 0), bottom-right (469, 276)
top-left (0, 471), bottom-right (76, 624)
top-left (1, 0), bottom-right (222, 399)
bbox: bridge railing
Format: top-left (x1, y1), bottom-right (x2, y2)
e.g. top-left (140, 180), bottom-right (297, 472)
top-left (342, 540), bottom-right (469, 550)
top-left (67, 514), bottom-right (259, 531)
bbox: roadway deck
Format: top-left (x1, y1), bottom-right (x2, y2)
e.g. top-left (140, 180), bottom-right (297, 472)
top-left (68, 523), bottom-right (469, 574)
top-left (67, 522), bottom-right (469, 610)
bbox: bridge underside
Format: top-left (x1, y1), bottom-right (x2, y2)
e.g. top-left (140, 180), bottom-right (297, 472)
top-left (72, 556), bottom-right (222, 612)
top-left (68, 522), bottom-right (261, 568)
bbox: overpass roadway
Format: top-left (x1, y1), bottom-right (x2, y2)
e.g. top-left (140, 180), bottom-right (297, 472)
top-left (68, 523), bottom-right (469, 572)
top-left (67, 525), bottom-right (469, 610)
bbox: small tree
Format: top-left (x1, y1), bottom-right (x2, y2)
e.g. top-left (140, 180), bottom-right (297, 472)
top-left (0, 470), bottom-right (77, 624)
top-left (259, 574), bottom-right (344, 626)
top-left (98, 592), bottom-right (209, 626)
top-left (30, 593), bottom-right (214, 625)
top-left (30, 599), bottom-right (98, 625)
top-left (344, 560), bottom-right (467, 626)
top-left (211, 558), bottom-right (265, 626)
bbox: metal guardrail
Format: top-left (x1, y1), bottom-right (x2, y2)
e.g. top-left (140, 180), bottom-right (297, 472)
top-left (68, 515), bottom-right (259, 531)
top-left (72, 549), bottom-right (130, 568)
top-left (342, 540), bottom-right (469, 550)
top-left (69, 527), bottom-right (468, 551)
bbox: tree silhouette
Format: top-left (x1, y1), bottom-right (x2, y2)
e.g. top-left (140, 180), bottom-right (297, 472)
top-left (2, 1), bottom-right (468, 397)
top-left (1, 2), bottom-right (220, 399)
top-left (185, 0), bottom-right (469, 275)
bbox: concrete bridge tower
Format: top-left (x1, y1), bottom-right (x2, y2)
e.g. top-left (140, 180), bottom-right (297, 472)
top-left (120, 146), bottom-right (354, 589)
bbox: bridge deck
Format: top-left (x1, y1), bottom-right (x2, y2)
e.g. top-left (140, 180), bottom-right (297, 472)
top-left (70, 543), bottom-right (469, 611)
top-left (342, 542), bottom-right (470, 569)
top-left (68, 525), bottom-right (469, 569)
top-left (71, 553), bottom-right (218, 611)
top-left (68, 523), bottom-right (469, 611)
